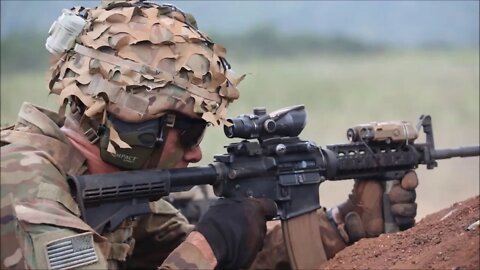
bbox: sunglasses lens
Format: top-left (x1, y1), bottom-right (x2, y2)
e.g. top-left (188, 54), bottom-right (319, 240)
top-left (179, 122), bottom-right (206, 149)
top-left (171, 115), bottom-right (207, 149)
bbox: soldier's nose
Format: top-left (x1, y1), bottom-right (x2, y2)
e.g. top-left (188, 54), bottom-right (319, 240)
top-left (184, 145), bottom-right (202, 163)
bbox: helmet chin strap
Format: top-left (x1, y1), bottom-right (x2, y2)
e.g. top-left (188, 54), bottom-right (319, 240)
top-left (143, 114), bottom-right (176, 169)
top-left (143, 129), bottom-right (169, 169)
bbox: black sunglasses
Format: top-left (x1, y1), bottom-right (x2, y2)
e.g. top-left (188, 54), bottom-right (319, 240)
top-left (166, 114), bottom-right (208, 149)
top-left (108, 113), bottom-right (206, 149)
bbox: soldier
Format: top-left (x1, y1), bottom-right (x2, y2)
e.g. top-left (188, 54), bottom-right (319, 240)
top-left (0, 1), bottom-right (416, 269)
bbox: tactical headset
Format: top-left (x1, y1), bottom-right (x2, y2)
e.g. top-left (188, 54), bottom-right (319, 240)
top-left (99, 113), bottom-right (207, 170)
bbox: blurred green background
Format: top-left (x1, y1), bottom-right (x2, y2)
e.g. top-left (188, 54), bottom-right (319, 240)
top-left (1, 1), bottom-right (479, 218)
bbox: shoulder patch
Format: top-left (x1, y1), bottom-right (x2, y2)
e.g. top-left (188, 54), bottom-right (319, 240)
top-left (45, 232), bottom-right (98, 270)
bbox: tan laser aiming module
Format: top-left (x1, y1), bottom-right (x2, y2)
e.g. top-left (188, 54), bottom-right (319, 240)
top-left (346, 120), bottom-right (418, 144)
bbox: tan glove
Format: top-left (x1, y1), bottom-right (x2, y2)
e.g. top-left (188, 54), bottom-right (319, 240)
top-left (249, 171), bottom-right (418, 269)
top-left (249, 209), bottom-right (348, 269)
top-left (387, 171), bottom-right (418, 230)
top-left (331, 170), bottom-right (418, 243)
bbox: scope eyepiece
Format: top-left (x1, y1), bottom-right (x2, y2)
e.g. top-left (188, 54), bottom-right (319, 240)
top-left (223, 105), bottom-right (307, 140)
top-left (224, 115), bottom-right (261, 138)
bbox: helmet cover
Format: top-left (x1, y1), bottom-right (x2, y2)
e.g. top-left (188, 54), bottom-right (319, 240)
top-left (47, 0), bottom-right (243, 129)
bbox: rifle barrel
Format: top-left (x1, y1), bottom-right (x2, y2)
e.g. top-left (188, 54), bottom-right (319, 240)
top-left (432, 146), bottom-right (480, 160)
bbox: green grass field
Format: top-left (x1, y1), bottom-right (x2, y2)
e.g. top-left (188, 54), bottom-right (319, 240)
top-left (1, 50), bottom-right (478, 217)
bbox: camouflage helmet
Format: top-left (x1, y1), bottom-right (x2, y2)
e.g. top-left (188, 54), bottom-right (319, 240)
top-left (47, 0), bottom-right (243, 128)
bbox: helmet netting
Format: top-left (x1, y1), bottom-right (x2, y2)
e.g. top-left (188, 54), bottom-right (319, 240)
top-left (48, 0), bottom-right (243, 128)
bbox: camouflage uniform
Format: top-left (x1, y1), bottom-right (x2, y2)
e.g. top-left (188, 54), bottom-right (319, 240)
top-left (2, 0), bottom-right (244, 268)
top-left (2, 0), bottom-right (417, 268)
top-left (0, 1), bottom-right (242, 268)
top-left (0, 102), bottom-right (211, 269)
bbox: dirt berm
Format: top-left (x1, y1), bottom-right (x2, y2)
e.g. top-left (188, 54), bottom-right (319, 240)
top-left (320, 196), bottom-right (479, 270)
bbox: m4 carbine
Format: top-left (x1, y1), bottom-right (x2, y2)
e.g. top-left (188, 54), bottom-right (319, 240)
top-left (68, 105), bottom-right (479, 269)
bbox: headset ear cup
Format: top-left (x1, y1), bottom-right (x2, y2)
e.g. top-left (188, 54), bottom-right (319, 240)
top-left (99, 128), bottom-right (157, 169)
top-left (98, 116), bottom-right (164, 170)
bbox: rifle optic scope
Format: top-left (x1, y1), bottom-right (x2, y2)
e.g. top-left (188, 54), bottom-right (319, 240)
top-left (223, 105), bottom-right (307, 140)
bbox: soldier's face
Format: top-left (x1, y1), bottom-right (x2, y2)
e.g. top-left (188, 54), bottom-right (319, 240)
top-left (148, 127), bottom-right (203, 169)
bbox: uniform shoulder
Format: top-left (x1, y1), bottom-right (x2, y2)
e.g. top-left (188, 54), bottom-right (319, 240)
top-left (2, 143), bottom-right (69, 198)
top-left (1, 142), bottom-right (81, 218)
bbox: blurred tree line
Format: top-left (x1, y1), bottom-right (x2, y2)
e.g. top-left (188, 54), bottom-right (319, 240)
top-left (1, 24), bottom-right (386, 75)
top-left (212, 24), bottom-right (385, 59)
top-left (1, 33), bottom-right (50, 74)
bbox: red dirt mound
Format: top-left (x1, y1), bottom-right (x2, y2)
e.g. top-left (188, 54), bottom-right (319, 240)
top-left (320, 196), bottom-right (480, 270)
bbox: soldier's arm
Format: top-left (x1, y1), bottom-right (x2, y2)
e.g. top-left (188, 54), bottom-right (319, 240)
top-left (160, 231), bottom-right (217, 269)
top-left (162, 198), bottom-right (275, 270)
top-left (1, 146), bottom-right (110, 269)
top-left (126, 199), bottom-right (196, 268)
top-left (1, 190), bottom-right (111, 270)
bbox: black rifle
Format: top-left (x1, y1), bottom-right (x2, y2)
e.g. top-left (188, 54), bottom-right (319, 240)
top-left (68, 105), bottom-right (480, 234)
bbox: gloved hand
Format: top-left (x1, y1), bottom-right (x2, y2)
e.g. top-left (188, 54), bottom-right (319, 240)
top-left (386, 170), bottom-right (418, 230)
top-left (248, 172), bottom-right (419, 268)
top-left (194, 198), bottom-right (277, 269)
top-left (332, 170), bottom-right (418, 243)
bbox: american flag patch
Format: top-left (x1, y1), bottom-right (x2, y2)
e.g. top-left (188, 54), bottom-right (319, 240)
top-left (45, 232), bottom-right (98, 270)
